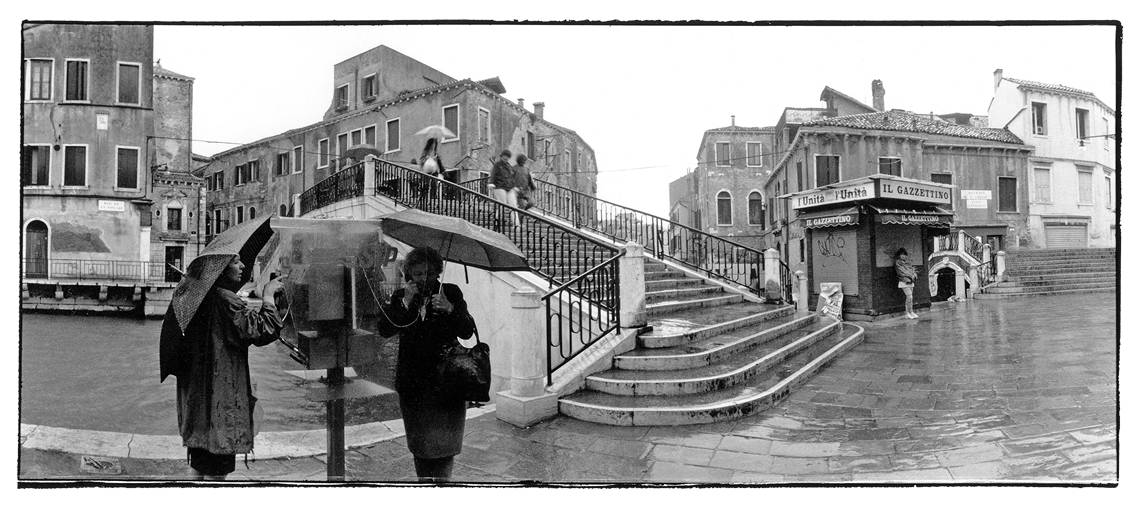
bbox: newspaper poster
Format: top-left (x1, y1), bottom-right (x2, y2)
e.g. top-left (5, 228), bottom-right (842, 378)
top-left (817, 282), bottom-right (844, 321)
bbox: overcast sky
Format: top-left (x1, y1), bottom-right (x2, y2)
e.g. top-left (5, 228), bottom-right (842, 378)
top-left (153, 23), bottom-right (1117, 218)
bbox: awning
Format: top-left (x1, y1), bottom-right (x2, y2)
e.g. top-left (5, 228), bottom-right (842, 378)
top-left (869, 205), bottom-right (953, 227)
top-left (796, 205), bottom-right (861, 229)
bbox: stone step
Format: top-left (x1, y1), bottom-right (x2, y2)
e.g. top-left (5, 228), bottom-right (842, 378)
top-left (1000, 276), bottom-right (1117, 287)
top-left (1007, 247), bottom-right (1116, 257)
top-left (644, 277), bottom-right (706, 291)
top-left (984, 280), bottom-right (1116, 294)
top-left (589, 318), bottom-right (840, 395)
top-left (645, 285), bottom-right (724, 304)
top-left (1006, 271), bottom-right (1117, 283)
top-left (647, 293), bottom-right (744, 318)
top-left (974, 286), bottom-right (1117, 299)
top-left (616, 313), bottom-right (819, 371)
top-left (1005, 266), bottom-right (1116, 276)
top-left (640, 304), bottom-right (794, 349)
top-left (645, 270), bottom-right (688, 281)
top-left (1006, 257), bottom-right (1116, 267)
top-left (558, 323), bottom-right (865, 426)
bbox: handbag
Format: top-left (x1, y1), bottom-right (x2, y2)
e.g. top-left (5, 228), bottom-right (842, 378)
top-left (436, 320), bottom-right (491, 403)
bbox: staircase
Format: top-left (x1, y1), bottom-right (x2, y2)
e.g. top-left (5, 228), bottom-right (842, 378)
top-left (977, 248), bottom-right (1117, 298)
top-left (558, 258), bottom-right (865, 426)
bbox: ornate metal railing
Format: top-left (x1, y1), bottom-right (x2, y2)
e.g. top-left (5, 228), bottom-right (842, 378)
top-left (777, 259), bottom-right (794, 302)
top-left (961, 232), bottom-right (986, 263)
top-left (23, 257), bottom-right (169, 282)
top-left (299, 161), bottom-right (366, 215)
top-left (975, 257), bottom-right (999, 288)
top-left (458, 176), bottom-right (489, 196)
top-left (542, 252), bottom-right (622, 385)
top-left (529, 178), bottom-right (774, 298)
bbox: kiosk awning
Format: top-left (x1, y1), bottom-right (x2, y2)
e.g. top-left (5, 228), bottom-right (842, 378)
top-left (797, 205), bottom-right (861, 229)
top-left (869, 205), bottom-right (953, 227)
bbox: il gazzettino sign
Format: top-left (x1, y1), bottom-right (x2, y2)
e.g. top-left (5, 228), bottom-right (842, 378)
top-left (790, 176), bottom-right (952, 210)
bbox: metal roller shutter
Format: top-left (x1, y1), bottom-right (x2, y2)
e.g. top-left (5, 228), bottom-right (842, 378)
top-left (1045, 225), bottom-right (1088, 248)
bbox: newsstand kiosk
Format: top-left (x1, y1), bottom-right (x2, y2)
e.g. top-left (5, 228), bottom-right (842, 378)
top-left (786, 174), bottom-right (954, 320)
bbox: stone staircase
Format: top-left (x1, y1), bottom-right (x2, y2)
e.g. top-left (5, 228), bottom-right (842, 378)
top-left (976, 247), bottom-right (1117, 298)
top-left (559, 259), bottom-right (865, 426)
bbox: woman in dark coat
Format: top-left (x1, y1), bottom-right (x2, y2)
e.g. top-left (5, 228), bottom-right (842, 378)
top-left (376, 246), bottom-right (475, 481)
top-left (175, 256), bottom-right (282, 479)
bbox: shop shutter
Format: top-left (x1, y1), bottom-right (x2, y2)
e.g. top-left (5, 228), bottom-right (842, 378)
top-left (1045, 225), bottom-right (1088, 248)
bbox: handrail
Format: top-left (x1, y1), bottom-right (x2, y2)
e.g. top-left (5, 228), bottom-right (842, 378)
top-left (540, 251), bottom-right (623, 385)
top-left (22, 257), bottom-right (172, 282)
top-left (961, 231), bottom-right (986, 263)
top-left (975, 257), bottom-right (999, 290)
top-left (299, 161), bottom-right (366, 215)
top-left (529, 177), bottom-right (771, 297)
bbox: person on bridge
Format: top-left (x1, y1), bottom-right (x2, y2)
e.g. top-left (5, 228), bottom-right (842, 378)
top-left (489, 149), bottom-right (518, 227)
top-left (514, 153), bottom-right (537, 211)
top-left (375, 246), bottom-right (476, 482)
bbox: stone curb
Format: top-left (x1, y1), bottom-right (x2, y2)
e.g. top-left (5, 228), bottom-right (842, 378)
top-left (20, 405), bottom-right (497, 461)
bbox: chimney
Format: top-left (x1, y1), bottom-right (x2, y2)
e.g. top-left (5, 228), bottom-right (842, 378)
top-left (731, 115), bottom-right (736, 126)
top-left (533, 101), bottom-right (545, 120)
top-left (517, 98), bottom-right (525, 108)
top-left (993, 68), bottom-right (1003, 91)
top-left (872, 79), bottom-right (885, 111)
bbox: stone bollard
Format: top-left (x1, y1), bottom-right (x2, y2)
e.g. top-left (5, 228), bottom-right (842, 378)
top-left (763, 248), bottom-right (781, 301)
top-left (293, 193), bottom-right (302, 218)
top-left (958, 268), bottom-right (969, 300)
top-left (619, 242), bottom-right (646, 329)
top-left (996, 251), bottom-right (1006, 282)
top-left (982, 243), bottom-right (992, 264)
top-left (496, 288), bottom-right (559, 427)
top-left (363, 156), bottom-right (378, 195)
top-left (795, 270), bottom-right (809, 313)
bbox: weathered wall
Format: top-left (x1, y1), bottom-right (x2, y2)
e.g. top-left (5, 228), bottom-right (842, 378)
top-left (24, 196), bottom-right (143, 258)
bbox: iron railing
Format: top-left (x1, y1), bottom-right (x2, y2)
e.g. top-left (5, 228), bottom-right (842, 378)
top-left (299, 161), bottom-right (366, 215)
top-left (961, 232), bottom-right (986, 263)
top-left (458, 176), bottom-right (489, 196)
top-left (777, 259), bottom-right (795, 302)
top-left (529, 178), bottom-right (780, 298)
top-left (371, 160), bottom-right (624, 378)
top-left (23, 257), bottom-right (169, 282)
top-left (975, 257), bottom-right (999, 288)
top-left (542, 252), bottom-right (622, 385)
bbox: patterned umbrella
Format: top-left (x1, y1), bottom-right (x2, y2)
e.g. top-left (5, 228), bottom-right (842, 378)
top-left (380, 209), bottom-right (527, 272)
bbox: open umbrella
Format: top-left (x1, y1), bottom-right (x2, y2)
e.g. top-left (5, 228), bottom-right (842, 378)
top-left (415, 124), bottom-right (456, 139)
top-left (159, 215), bottom-right (274, 381)
top-left (344, 144), bottom-right (384, 161)
top-left (380, 208), bottom-right (527, 272)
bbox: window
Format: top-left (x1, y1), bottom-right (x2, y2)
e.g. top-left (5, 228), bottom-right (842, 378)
top-left (249, 160), bottom-right (260, 181)
top-left (796, 161), bottom-right (804, 191)
top-left (1031, 102), bottom-right (1047, 136)
top-left (117, 62), bottom-right (141, 105)
top-left (237, 206), bottom-right (244, 224)
top-left (27, 59), bottom-right (53, 101)
top-left (931, 173), bottom-right (953, 210)
top-left (998, 177), bottom-right (1017, 212)
top-left (715, 142), bottom-right (730, 166)
top-left (747, 191), bottom-right (764, 226)
top-left (878, 157), bottom-right (902, 176)
top-left (815, 155), bottom-right (840, 187)
top-left (477, 108), bottom-right (490, 144)
top-left (527, 131), bottom-right (535, 159)
top-left (292, 146), bottom-right (303, 173)
top-left (65, 59), bottom-right (89, 101)
top-left (279, 204), bottom-right (288, 217)
top-left (799, 238), bottom-right (805, 263)
top-left (544, 139), bottom-right (552, 163)
top-left (21, 145), bottom-right (50, 186)
top-left (249, 206), bottom-right (256, 220)
top-left (337, 132), bottom-right (349, 166)
top-left (1078, 169), bottom-right (1093, 204)
top-left (576, 151), bottom-right (582, 172)
top-left (564, 150), bottom-right (571, 173)
top-left (318, 138), bottom-right (330, 168)
top-left (234, 164), bottom-right (242, 186)
top-left (116, 147), bottom-right (140, 189)
top-left (276, 152), bottom-right (290, 176)
top-left (1033, 166), bottom-right (1051, 203)
top-left (442, 105), bottom-right (459, 141)
top-left (350, 129), bottom-right (362, 147)
top-left (335, 84), bottom-right (349, 110)
top-left (167, 207), bottom-right (182, 231)
top-left (716, 191), bottom-right (733, 225)
top-left (215, 171), bottom-right (224, 190)
top-left (1103, 118), bottom-right (1111, 151)
top-left (364, 125), bottom-right (376, 147)
top-left (746, 142), bottom-right (763, 167)
top-left (1106, 176), bottom-right (1112, 208)
top-left (205, 213), bottom-right (212, 236)
top-left (214, 209), bottom-right (223, 233)
top-left (1075, 108), bottom-right (1089, 144)
top-left (63, 145), bottom-right (87, 187)
top-left (361, 74), bottom-right (377, 100)
top-left (385, 119), bottom-right (400, 153)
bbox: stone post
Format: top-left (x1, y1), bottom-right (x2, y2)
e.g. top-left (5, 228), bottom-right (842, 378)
top-left (795, 270), bottom-right (809, 314)
top-left (957, 229), bottom-right (967, 255)
top-left (959, 268), bottom-right (971, 300)
top-left (982, 243), bottom-right (992, 264)
top-left (763, 248), bottom-right (781, 301)
top-left (293, 193), bottom-right (302, 218)
top-left (363, 156), bottom-right (378, 195)
top-left (496, 288), bottom-right (559, 427)
top-left (619, 242), bottom-right (646, 329)
top-left (996, 251), bottom-right (1006, 282)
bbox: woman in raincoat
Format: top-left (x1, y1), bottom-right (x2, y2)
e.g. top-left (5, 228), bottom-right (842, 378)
top-left (175, 256), bottom-right (282, 479)
top-left (895, 248), bottom-right (919, 319)
top-left (375, 246), bottom-right (475, 481)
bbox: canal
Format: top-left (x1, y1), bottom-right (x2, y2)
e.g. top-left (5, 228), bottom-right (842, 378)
top-left (20, 313), bottom-right (403, 435)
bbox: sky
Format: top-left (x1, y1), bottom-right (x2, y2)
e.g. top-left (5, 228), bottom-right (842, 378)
top-left (151, 23), bottom-right (1118, 218)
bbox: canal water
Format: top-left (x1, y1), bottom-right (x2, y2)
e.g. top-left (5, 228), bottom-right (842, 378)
top-left (20, 313), bottom-right (403, 435)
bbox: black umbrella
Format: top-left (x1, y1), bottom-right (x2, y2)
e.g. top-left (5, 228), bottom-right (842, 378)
top-left (380, 209), bottom-right (527, 272)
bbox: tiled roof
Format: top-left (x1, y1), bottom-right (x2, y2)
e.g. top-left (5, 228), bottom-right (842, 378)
top-left (154, 64), bottom-right (194, 81)
top-left (802, 110), bottom-right (1024, 144)
top-left (782, 108), bottom-right (830, 124)
top-left (706, 125), bottom-right (774, 133)
top-left (1004, 77), bottom-right (1094, 97)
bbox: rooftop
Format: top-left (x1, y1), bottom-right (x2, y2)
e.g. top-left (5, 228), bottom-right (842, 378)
top-left (802, 110), bottom-right (1024, 144)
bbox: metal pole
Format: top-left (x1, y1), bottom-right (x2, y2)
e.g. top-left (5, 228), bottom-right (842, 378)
top-left (325, 364), bottom-right (345, 480)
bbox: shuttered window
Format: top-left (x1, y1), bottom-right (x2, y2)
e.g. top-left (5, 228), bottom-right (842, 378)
top-left (816, 155), bottom-right (839, 186)
top-left (998, 177), bottom-right (1017, 212)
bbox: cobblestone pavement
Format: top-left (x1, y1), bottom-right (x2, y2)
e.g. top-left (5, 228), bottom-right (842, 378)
top-left (18, 293), bottom-right (1118, 484)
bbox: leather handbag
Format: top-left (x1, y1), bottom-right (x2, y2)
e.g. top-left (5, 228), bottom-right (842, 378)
top-left (436, 321), bottom-right (491, 403)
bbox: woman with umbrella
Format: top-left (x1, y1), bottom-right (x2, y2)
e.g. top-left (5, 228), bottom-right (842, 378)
top-left (159, 217), bottom-right (283, 480)
top-left (375, 246), bottom-right (476, 481)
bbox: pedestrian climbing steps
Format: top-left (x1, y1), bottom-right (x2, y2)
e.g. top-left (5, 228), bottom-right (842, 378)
top-left (977, 247), bottom-right (1116, 298)
top-left (559, 257), bottom-right (865, 426)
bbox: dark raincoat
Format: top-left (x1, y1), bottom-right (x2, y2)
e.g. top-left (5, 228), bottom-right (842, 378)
top-left (376, 281), bottom-right (475, 459)
top-left (176, 287), bottom-right (281, 456)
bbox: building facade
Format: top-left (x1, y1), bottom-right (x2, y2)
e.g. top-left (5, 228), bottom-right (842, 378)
top-left (150, 63), bottom-right (202, 280)
top-left (21, 24), bottom-right (157, 276)
top-left (201, 45), bottom-right (598, 239)
top-left (987, 69), bottom-right (1117, 248)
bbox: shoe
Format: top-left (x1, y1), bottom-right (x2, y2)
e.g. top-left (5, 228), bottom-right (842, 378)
top-left (908, 312), bottom-right (919, 319)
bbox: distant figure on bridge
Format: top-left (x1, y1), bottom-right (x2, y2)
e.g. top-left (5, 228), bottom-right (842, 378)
top-left (514, 153), bottom-right (537, 211)
top-left (489, 149), bottom-right (518, 228)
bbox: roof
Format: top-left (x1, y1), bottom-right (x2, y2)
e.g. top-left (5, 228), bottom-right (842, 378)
top-left (154, 64), bottom-right (194, 82)
top-left (705, 125), bottom-right (774, 133)
top-left (782, 108), bottom-right (830, 124)
top-left (1002, 76), bottom-right (1114, 114)
top-left (802, 110), bottom-right (1024, 144)
top-left (819, 86), bottom-right (877, 113)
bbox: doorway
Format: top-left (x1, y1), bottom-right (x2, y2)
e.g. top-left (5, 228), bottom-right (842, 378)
top-left (165, 246), bottom-right (184, 282)
top-left (25, 220), bottom-right (48, 278)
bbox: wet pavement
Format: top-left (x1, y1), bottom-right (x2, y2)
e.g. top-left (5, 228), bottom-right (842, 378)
top-left (18, 293), bottom-right (1118, 484)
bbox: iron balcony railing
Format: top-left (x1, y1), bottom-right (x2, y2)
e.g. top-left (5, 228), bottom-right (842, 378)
top-left (372, 160), bottom-right (623, 378)
top-left (22, 257), bottom-right (171, 282)
top-left (542, 252), bottom-right (622, 386)
top-left (299, 161), bottom-right (366, 216)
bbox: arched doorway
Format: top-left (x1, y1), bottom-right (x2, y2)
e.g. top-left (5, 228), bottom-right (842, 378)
top-left (25, 220), bottom-right (49, 278)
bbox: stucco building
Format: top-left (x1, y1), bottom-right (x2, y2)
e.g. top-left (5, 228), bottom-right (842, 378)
top-left (200, 45), bottom-right (598, 240)
top-left (987, 69), bottom-right (1116, 248)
